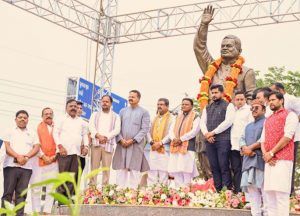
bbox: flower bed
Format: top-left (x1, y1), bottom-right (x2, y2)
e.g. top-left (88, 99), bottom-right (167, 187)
top-left (83, 180), bottom-right (245, 209)
top-left (82, 180), bottom-right (300, 214)
top-left (291, 194), bottom-right (300, 212)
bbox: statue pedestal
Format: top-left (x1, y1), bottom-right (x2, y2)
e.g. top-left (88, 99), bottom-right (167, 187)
top-left (55, 204), bottom-right (300, 216)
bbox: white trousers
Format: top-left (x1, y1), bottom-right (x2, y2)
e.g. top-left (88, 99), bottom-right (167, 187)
top-left (31, 162), bottom-right (58, 213)
top-left (172, 172), bottom-right (192, 188)
top-left (247, 185), bottom-right (267, 216)
top-left (116, 169), bottom-right (141, 189)
top-left (265, 190), bottom-right (290, 216)
top-left (264, 160), bottom-right (293, 193)
top-left (147, 170), bottom-right (168, 186)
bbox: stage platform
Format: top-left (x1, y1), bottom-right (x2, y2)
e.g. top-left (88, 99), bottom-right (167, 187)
top-left (55, 204), bottom-right (300, 216)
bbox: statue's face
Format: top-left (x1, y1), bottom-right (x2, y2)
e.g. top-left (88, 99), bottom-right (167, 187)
top-left (220, 38), bottom-right (240, 59)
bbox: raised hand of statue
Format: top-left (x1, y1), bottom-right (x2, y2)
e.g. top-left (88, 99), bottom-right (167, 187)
top-left (201, 5), bottom-right (215, 25)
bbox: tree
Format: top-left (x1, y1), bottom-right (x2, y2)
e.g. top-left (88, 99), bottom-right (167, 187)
top-left (255, 66), bottom-right (300, 96)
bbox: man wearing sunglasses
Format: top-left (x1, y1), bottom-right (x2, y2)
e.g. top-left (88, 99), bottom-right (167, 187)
top-left (240, 99), bottom-right (266, 216)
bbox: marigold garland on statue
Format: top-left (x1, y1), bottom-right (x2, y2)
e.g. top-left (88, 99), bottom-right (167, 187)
top-left (197, 56), bottom-right (245, 110)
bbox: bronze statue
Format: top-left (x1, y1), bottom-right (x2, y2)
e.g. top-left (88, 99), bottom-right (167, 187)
top-left (194, 5), bottom-right (255, 106)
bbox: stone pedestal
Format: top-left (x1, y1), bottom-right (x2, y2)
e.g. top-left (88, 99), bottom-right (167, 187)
top-left (56, 205), bottom-right (300, 216)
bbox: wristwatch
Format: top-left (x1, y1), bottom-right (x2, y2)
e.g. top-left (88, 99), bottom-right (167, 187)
top-left (269, 151), bottom-right (274, 157)
top-left (132, 139), bottom-right (137, 144)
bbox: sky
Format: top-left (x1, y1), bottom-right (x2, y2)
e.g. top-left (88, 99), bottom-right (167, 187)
top-left (0, 0), bottom-right (299, 137)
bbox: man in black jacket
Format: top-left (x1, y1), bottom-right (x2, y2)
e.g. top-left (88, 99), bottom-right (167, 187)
top-left (200, 84), bottom-right (235, 192)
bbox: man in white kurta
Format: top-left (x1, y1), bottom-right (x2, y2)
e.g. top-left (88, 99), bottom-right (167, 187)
top-left (230, 92), bottom-right (253, 193)
top-left (260, 92), bottom-right (298, 216)
top-left (147, 98), bottom-right (173, 186)
top-left (2, 110), bottom-right (40, 216)
top-left (89, 95), bottom-right (120, 186)
top-left (168, 98), bottom-right (200, 187)
top-left (53, 99), bottom-right (89, 197)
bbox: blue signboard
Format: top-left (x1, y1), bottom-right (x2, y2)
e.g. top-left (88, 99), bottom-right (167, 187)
top-left (77, 77), bottom-right (127, 120)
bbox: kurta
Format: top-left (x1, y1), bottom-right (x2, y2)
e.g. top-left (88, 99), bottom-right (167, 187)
top-left (168, 112), bottom-right (200, 176)
top-left (261, 108), bottom-right (298, 193)
top-left (112, 106), bottom-right (150, 172)
top-left (148, 112), bottom-right (173, 172)
top-left (240, 115), bottom-right (265, 192)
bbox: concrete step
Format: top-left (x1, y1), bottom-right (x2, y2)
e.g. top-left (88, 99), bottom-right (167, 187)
top-left (56, 204), bottom-right (300, 216)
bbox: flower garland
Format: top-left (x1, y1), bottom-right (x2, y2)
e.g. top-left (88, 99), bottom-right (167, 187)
top-left (197, 56), bottom-right (245, 110)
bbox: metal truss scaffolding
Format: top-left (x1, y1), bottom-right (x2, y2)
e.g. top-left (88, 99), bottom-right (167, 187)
top-left (2, 0), bottom-right (300, 108)
top-left (92, 0), bottom-right (119, 110)
top-left (112, 0), bottom-right (300, 43)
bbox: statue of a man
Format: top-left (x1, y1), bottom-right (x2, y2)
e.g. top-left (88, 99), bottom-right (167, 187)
top-left (194, 5), bottom-right (255, 106)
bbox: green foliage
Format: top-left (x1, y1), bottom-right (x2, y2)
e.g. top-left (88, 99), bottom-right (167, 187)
top-left (0, 201), bottom-right (25, 216)
top-left (25, 160), bottom-right (108, 216)
top-left (192, 98), bottom-right (201, 114)
top-left (255, 66), bottom-right (300, 96)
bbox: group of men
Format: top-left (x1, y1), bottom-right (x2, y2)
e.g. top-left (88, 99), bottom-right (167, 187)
top-left (0, 82), bottom-right (299, 216)
top-left (201, 83), bottom-right (299, 216)
top-left (0, 89), bottom-right (196, 215)
top-left (191, 4), bottom-right (300, 216)
top-left (1, 99), bottom-right (88, 215)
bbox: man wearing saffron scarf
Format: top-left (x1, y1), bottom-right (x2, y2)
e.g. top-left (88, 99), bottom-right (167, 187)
top-left (89, 95), bottom-right (120, 186)
top-left (260, 91), bottom-right (298, 216)
top-left (147, 98), bottom-right (173, 186)
top-left (167, 98), bottom-right (200, 187)
top-left (31, 107), bottom-right (58, 214)
top-left (200, 84), bottom-right (235, 192)
top-left (194, 5), bottom-right (255, 103)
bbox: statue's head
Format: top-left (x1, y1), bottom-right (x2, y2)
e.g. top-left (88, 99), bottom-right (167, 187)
top-left (220, 35), bottom-right (242, 60)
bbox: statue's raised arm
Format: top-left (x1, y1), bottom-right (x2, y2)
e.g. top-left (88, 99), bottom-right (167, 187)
top-left (193, 5), bottom-right (215, 73)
